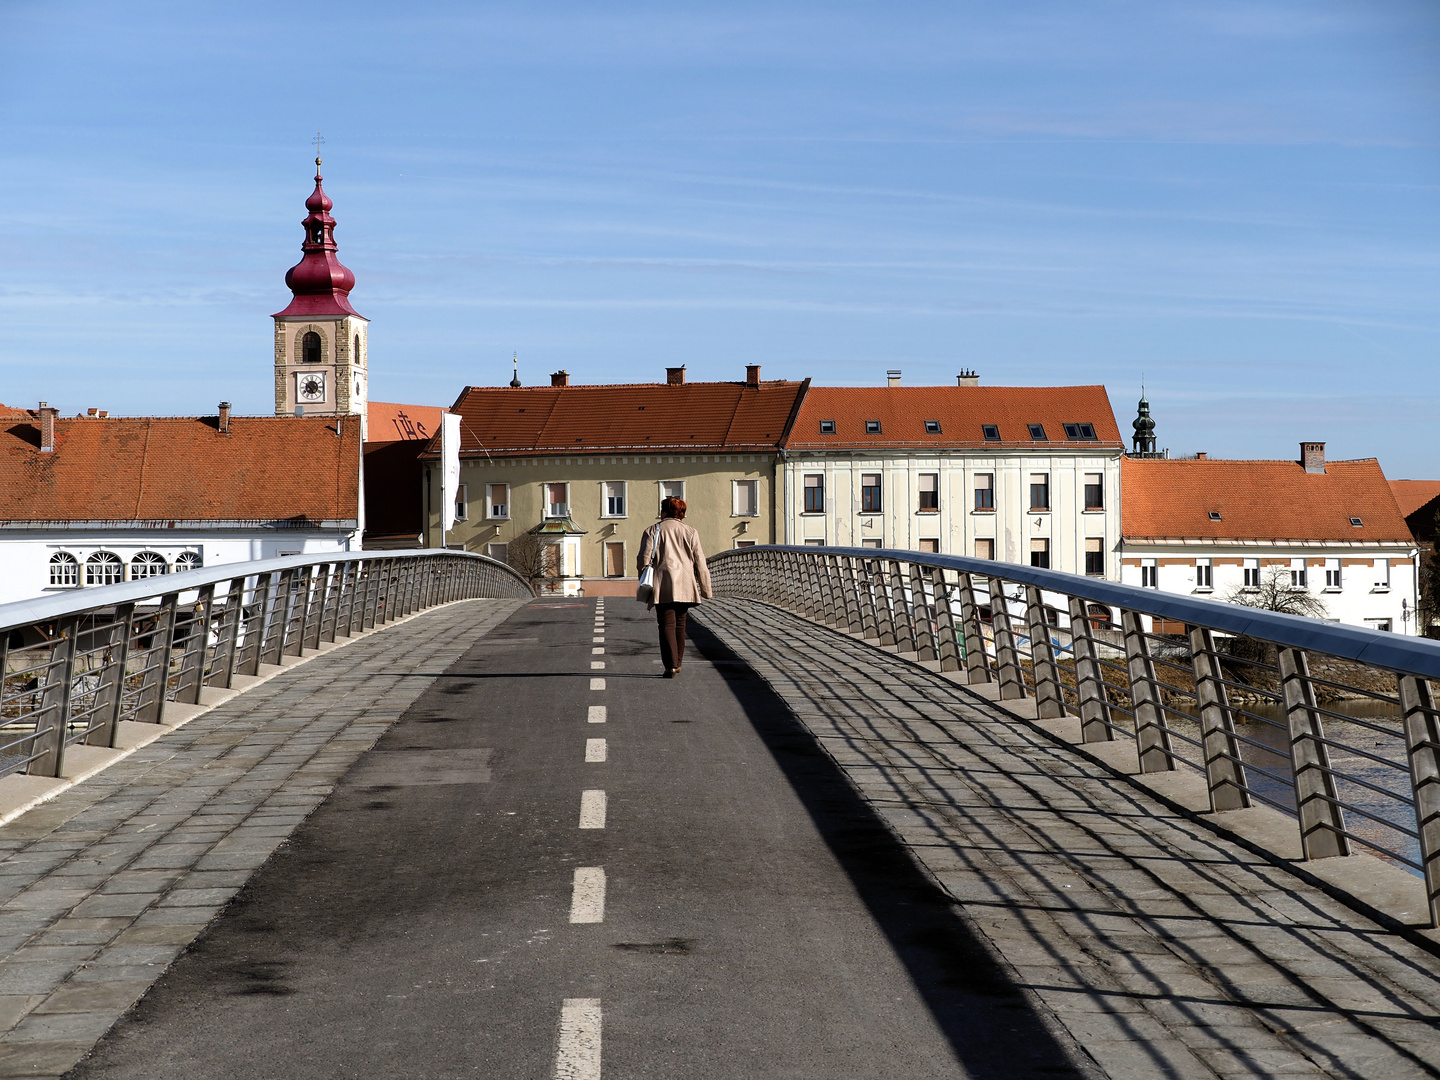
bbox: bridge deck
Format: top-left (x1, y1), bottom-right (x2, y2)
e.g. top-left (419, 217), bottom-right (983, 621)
top-left (0, 597), bottom-right (1434, 1078)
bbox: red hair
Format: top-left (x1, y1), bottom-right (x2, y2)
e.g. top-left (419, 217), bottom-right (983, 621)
top-left (661, 496), bottom-right (687, 520)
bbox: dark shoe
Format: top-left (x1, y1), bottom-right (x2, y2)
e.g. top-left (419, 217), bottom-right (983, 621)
top-left (663, 668), bottom-right (676, 679)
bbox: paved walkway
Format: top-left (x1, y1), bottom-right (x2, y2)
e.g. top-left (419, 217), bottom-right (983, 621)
top-left (697, 599), bottom-right (1440, 1080)
top-left (0, 599), bottom-right (520, 1079)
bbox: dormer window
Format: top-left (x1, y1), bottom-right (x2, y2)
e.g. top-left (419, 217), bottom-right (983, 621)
top-left (865, 420), bottom-right (881, 434)
top-left (1350, 517), bottom-right (1364, 527)
top-left (1028, 424), bottom-right (1047, 440)
top-left (1209, 511), bottom-right (1222, 522)
top-left (924, 420), bottom-right (941, 434)
top-left (302, 331), bottom-right (322, 364)
top-left (1063, 423), bottom-right (1096, 440)
top-left (819, 420), bottom-right (835, 434)
top-left (982, 424), bottom-right (1000, 441)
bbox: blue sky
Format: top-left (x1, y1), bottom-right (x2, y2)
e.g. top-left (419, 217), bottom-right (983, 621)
top-left (1, 1), bottom-right (1437, 474)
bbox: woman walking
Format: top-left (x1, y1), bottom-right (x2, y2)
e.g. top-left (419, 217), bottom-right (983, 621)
top-left (637, 497), bottom-right (713, 678)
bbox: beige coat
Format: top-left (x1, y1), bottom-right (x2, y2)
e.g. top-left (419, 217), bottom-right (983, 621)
top-left (636, 518), bottom-right (713, 606)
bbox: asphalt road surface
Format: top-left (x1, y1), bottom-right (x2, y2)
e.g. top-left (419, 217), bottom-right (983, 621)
top-left (69, 597), bottom-right (1090, 1079)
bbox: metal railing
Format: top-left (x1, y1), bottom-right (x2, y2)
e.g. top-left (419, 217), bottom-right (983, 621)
top-left (0, 550), bottom-right (531, 786)
top-left (710, 545), bottom-right (1440, 925)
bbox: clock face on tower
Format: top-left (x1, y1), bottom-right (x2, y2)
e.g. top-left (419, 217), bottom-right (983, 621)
top-left (298, 372), bottom-right (326, 403)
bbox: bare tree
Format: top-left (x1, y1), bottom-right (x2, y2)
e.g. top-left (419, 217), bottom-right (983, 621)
top-left (1222, 564), bottom-right (1328, 620)
top-left (502, 531), bottom-right (549, 587)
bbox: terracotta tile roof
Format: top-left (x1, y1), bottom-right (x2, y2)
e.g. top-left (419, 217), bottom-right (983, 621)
top-left (367, 402), bottom-right (447, 443)
top-left (442, 379), bottom-right (809, 456)
top-left (0, 415), bottom-right (360, 523)
top-left (0, 404), bottom-right (34, 420)
top-left (1122, 457), bottom-right (1412, 543)
top-left (1389, 480), bottom-right (1440, 520)
top-left (788, 385), bottom-right (1123, 449)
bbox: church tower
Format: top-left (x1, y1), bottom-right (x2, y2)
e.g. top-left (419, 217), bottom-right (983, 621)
top-left (273, 157), bottom-right (368, 422)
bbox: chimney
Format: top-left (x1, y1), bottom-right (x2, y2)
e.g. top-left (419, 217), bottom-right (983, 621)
top-left (666, 366), bottom-right (686, 386)
top-left (886, 370), bottom-right (902, 387)
top-left (745, 364), bottom-right (761, 388)
top-left (956, 369), bottom-right (979, 387)
top-left (1195, 452), bottom-right (1207, 460)
top-left (1301, 441), bottom-right (1325, 474)
top-left (97, 410), bottom-right (108, 418)
top-left (38, 402), bottom-right (57, 453)
top-left (86, 408), bottom-right (98, 417)
top-left (551, 370), bottom-right (569, 387)
top-left (218, 401), bottom-right (232, 434)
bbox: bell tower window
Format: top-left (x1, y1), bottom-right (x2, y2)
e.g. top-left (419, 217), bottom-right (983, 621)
top-left (302, 332), bottom-right (321, 364)
top-left (354, 333), bottom-right (361, 364)
top-left (311, 225), bottom-right (324, 244)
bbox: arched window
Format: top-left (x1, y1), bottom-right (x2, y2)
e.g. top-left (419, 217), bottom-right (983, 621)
top-left (86, 552), bottom-right (123, 586)
top-left (173, 551), bottom-right (202, 573)
top-left (302, 332), bottom-right (322, 364)
top-left (49, 552), bottom-right (79, 587)
top-left (130, 552), bottom-right (168, 580)
top-left (1086, 604), bottom-right (1114, 631)
top-left (354, 333), bottom-right (361, 364)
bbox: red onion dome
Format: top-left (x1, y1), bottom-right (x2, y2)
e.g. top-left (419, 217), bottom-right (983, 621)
top-left (273, 159), bottom-right (362, 319)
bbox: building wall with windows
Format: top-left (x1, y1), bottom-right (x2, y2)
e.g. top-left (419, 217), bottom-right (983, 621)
top-left (1120, 451), bottom-right (1422, 635)
top-left (781, 382), bottom-right (1125, 577)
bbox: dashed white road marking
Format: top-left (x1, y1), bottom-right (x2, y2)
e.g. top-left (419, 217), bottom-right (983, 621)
top-left (569, 867), bottom-right (606, 924)
top-left (592, 636), bottom-right (605, 643)
top-left (590, 678), bottom-right (605, 690)
top-left (591, 647), bottom-right (605, 655)
top-left (578, 789), bottom-right (606, 829)
top-left (554, 998), bottom-right (602, 1079)
top-left (587, 705), bottom-right (607, 724)
top-left (591, 661), bottom-right (605, 670)
top-left (586, 738), bottom-right (606, 762)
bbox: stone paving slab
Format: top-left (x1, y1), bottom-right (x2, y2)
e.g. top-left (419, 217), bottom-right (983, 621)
top-left (698, 599), bottom-right (1440, 1080)
top-left (0, 599), bottom-right (520, 1079)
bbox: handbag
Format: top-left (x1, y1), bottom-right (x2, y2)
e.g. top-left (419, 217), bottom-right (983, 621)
top-left (635, 524), bottom-right (660, 603)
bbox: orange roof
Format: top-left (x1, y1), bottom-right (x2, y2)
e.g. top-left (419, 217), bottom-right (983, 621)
top-left (1390, 480), bottom-right (1440, 520)
top-left (367, 401), bottom-right (447, 443)
top-left (788, 385), bottom-right (1123, 449)
top-left (0, 404), bottom-right (34, 420)
top-left (442, 379), bottom-right (809, 456)
top-left (0, 415), bottom-right (360, 523)
top-left (1122, 457), bottom-right (1412, 543)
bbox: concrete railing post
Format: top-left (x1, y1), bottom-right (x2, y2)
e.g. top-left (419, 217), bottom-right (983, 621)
top-left (240, 572), bottom-right (273, 676)
top-left (820, 557), bottom-right (843, 626)
top-left (262, 570), bottom-right (293, 665)
top-left (873, 560), bottom-right (898, 647)
top-left (986, 577), bottom-right (1026, 700)
top-left (173, 583), bottom-right (215, 705)
top-left (1122, 610), bottom-right (1173, 773)
top-left (841, 558), bottom-right (865, 634)
top-left (929, 567), bottom-right (962, 673)
top-left (1189, 626), bottom-right (1249, 811)
top-left (1024, 585), bottom-right (1065, 719)
top-left (284, 567), bottom-right (310, 658)
top-left (858, 559), bottom-right (882, 641)
top-left (136, 593), bottom-right (179, 723)
top-left (303, 564), bottom-right (328, 650)
top-left (28, 615), bottom-right (78, 778)
top-left (1067, 596), bottom-right (1112, 742)
top-left (1278, 647), bottom-right (1349, 860)
top-left (910, 562), bottom-right (938, 664)
top-left (208, 577), bottom-right (247, 689)
top-left (956, 573), bottom-right (991, 685)
top-left (89, 603), bottom-right (135, 748)
top-left (1399, 675), bottom-right (1440, 926)
top-left (889, 561), bottom-right (918, 655)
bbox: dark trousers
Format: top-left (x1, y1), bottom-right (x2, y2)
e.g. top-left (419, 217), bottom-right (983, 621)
top-left (656, 603), bottom-right (696, 671)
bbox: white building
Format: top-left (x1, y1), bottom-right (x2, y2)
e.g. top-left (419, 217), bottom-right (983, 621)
top-left (1120, 445), bottom-right (1422, 635)
top-left (781, 376), bottom-right (1125, 578)
top-left (0, 404), bottom-right (362, 606)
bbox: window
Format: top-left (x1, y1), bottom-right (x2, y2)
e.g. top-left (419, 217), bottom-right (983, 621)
top-left (1243, 558), bottom-right (1260, 588)
top-left (1028, 424), bottom-right (1047, 440)
top-left (1209, 511), bottom-right (1223, 522)
top-left (1324, 558), bottom-right (1341, 590)
top-left (1350, 517), bottom-right (1364, 528)
top-left (1030, 539), bottom-right (1050, 569)
top-left (173, 551), bottom-right (201, 574)
top-left (974, 538), bottom-right (995, 560)
top-left (542, 544), bottom-right (562, 577)
top-left (545, 482), bottom-right (569, 518)
top-left (604, 541), bottom-right (625, 577)
top-left (1063, 423), bottom-right (1097, 441)
top-left (803, 474), bottom-right (824, 513)
top-left (860, 473), bottom-right (882, 513)
top-left (1367, 619), bottom-right (1393, 632)
top-left (1087, 604), bottom-right (1114, 631)
top-left (918, 473), bottom-right (938, 512)
top-left (981, 425), bottom-right (1000, 442)
top-left (1374, 559), bottom-right (1390, 591)
top-left (864, 420), bottom-right (881, 434)
top-left (1289, 561), bottom-right (1307, 589)
top-left (487, 542), bottom-right (508, 563)
top-left (354, 333), bottom-right (362, 364)
top-left (918, 538), bottom-right (939, 554)
top-left (302, 331), bottom-right (321, 364)
top-left (803, 539), bottom-right (826, 547)
top-left (86, 552), bottom-right (122, 586)
top-left (48, 552), bottom-right (79, 587)
top-left (488, 484), bottom-right (509, 519)
top-left (1085, 539), bottom-right (1105, 577)
top-left (973, 473), bottom-right (994, 511)
top-left (819, 420), bottom-right (835, 434)
top-left (735, 539), bottom-right (757, 548)
top-left (924, 420), bottom-right (941, 434)
top-left (454, 483), bottom-right (468, 523)
top-left (603, 481), bottom-right (627, 518)
top-left (1083, 473), bottom-right (1103, 510)
top-left (130, 552), bottom-right (168, 580)
top-left (1195, 558), bottom-right (1213, 590)
top-left (1141, 560), bottom-right (1158, 588)
top-left (732, 480), bottom-right (758, 517)
top-left (1029, 473), bottom-right (1050, 511)
top-left (660, 480), bottom-right (685, 506)
top-left (861, 538), bottom-right (883, 548)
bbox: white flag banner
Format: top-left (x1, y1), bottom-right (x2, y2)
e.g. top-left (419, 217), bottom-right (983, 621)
top-left (440, 412), bottom-right (461, 538)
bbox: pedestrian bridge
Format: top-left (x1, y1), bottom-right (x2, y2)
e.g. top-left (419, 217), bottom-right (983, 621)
top-left (0, 549), bottom-right (1438, 1079)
